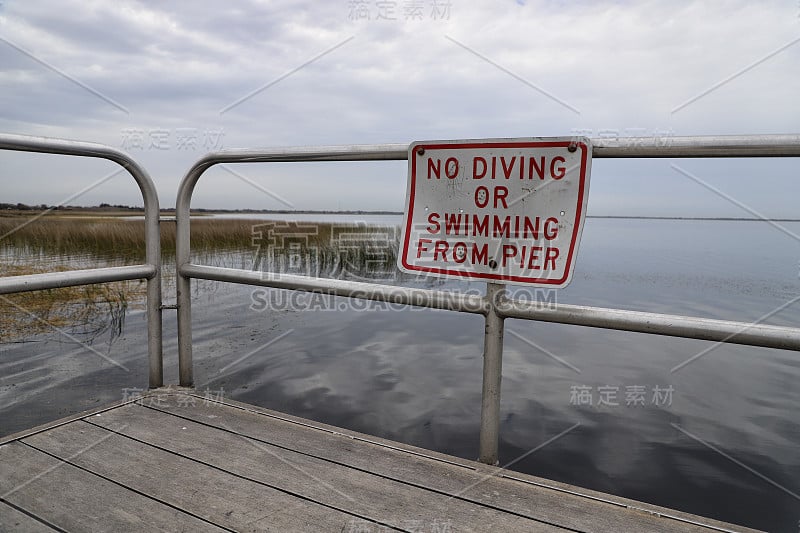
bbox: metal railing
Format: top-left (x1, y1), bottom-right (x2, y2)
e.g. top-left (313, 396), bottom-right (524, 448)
top-left (7, 133), bottom-right (798, 464)
top-left (176, 134), bottom-right (800, 465)
top-left (0, 133), bottom-right (163, 388)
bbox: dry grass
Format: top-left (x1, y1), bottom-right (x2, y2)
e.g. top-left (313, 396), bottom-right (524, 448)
top-left (0, 216), bottom-right (257, 260)
top-left (0, 264), bottom-right (146, 342)
top-left (0, 216), bottom-right (252, 341)
top-left (0, 215), bottom-right (399, 340)
top-left (0, 216), bottom-right (398, 262)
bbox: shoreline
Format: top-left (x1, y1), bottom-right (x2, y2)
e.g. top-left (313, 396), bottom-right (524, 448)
top-left (2, 208), bottom-right (798, 222)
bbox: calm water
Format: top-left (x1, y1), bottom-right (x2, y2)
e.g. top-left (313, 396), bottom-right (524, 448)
top-left (2, 217), bottom-right (799, 531)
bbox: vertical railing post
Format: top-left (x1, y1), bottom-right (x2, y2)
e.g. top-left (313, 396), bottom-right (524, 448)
top-left (176, 159), bottom-right (216, 389)
top-left (478, 282), bottom-right (506, 465)
top-left (145, 204), bottom-right (163, 389)
top-left (176, 187), bottom-right (194, 388)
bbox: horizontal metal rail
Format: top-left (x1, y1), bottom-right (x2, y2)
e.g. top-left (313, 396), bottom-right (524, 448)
top-left (176, 134), bottom-right (800, 464)
top-left (182, 264), bottom-right (487, 313)
top-left (500, 299), bottom-right (800, 351)
top-left (0, 133), bottom-right (163, 387)
top-left (0, 265), bottom-right (156, 295)
top-left (592, 134), bottom-right (800, 157)
top-left (181, 264), bottom-right (800, 352)
top-left (178, 134), bottom-right (800, 166)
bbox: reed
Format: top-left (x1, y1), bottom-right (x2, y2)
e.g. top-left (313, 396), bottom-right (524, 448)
top-left (0, 264), bottom-right (145, 342)
top-left (0, 216), bottom-right (401, 340)
top-left (0, 216), bottom-right (399, 264)
top-left (0, 217), bottom-right (261, 260)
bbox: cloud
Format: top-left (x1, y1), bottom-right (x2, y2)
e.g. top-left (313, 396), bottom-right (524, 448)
top-left (0, 0), bottom-right (798, 215)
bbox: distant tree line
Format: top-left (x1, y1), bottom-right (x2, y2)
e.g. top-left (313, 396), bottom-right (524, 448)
top-left (1, 203), bottom-right (404, 214)
top-left (0, 203), bottom-right (140, 210)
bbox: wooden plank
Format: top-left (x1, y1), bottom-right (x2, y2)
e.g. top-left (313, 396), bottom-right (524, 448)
top-left (0, 441), bottom-right (225, 532)
top-left (0, 397), bottom-right (139, 446)
top-left (89, 403), bottom-right (567, 532)
top-left (0, 501), bottom-right (57, 532)
top-left (0, 392), bottom-right (762, 533)
top-left (150, 393), bottom-right (756, 533)
top-left (23, 420), bottom-right (379, 532)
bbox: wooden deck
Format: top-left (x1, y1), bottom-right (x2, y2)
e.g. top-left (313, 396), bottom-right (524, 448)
top-left (0, 389), bottom-right (759, 532)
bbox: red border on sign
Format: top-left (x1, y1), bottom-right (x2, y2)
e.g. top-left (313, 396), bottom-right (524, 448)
top-left (400, 140), bottom-right (590, 285)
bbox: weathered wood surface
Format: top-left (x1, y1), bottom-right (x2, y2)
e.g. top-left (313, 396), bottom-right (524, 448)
top-left (0, 390), bottom-right (762, 532)
top-left (0, 501), bottom-right (55, 533)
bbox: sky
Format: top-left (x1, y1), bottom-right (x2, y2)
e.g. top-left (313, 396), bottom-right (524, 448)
top-left (0, 0), bottom-right (798, 216)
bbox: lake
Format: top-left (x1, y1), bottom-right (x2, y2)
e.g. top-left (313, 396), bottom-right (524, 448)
top-left (1, 215), bottom-right (799, 531)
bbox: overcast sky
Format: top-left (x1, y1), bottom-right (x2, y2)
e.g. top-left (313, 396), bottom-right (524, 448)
top-left (0, 0), bottom-right (798, 216)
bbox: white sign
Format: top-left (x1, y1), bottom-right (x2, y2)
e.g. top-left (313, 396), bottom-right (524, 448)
top-left (397, 138), bottom-right (592, 288)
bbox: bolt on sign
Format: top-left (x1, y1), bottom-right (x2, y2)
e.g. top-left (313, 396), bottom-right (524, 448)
top-left (397, 138), bottom-right (592, 287)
